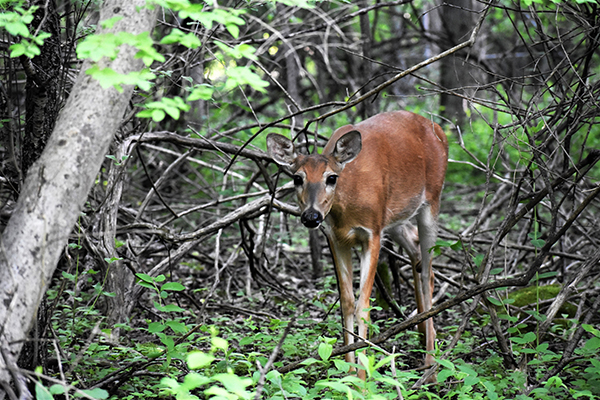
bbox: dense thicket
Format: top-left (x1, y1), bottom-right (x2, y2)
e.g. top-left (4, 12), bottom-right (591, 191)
top-left (0, 0), bottom-right (599, 399)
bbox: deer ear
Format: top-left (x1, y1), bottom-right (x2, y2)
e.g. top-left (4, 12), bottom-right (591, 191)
top-left (332, 130), bottom-right (362, 166)
top-left (267, 133), bottom-right (298, 168)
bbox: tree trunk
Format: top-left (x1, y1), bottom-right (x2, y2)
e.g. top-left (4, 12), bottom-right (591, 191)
top-left (21, 0), bottom-right (62, 175)
top-left (0, 0), bottom-right (157, 392)
top-left (359, 0), bottom-right (375, 119)
top-left (439, 0), bottom-right (474, 125)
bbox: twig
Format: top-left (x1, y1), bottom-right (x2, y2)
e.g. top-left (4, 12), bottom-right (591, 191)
top-left (254, 316), bottom-right (296, 400)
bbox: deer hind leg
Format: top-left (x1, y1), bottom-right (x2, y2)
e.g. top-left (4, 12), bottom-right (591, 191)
top-left (416, 205), bottom-right (437, 367)
top-left (390, 222), bottom-right (435, 365)
top-left (389, 224), bottom-right (429, 338)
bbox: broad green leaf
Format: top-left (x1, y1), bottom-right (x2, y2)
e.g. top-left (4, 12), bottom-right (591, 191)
top-left (511, 331), bottom-right (537, 344)
top-left (160, 28), bottom-right (201, 48)
top-left (35, 382), bottom-right (53, 400)
top-left (212, 373), bottom-right (253, 395)
top-left (148, 321), bottom-right (166, 333)
top-left (211, 336), bottom-right (228, 351)
top-left (437, 368), bottom-right (454, 383)
top-left (49, 384), bottom-right (67, 395)
top-left (188, 84), bottom-right (214, 101)
top-left (161, 282), bottom-right (185, 291)
top-left (154, 301), bottom-right (185, 313)
top-left (487, 297), bottom-right (503, 306)
top-left (225, 66), bottom-right (269, 92)
top-left (182, 372), bottom-right (210, 390)
top-left (77, 33), bottom-right (121, 61)
top-left (583, 324), bottom-right (600, 337)
top-left (4, 20), bottom-right (30, 37)
top-left (318, 342), bottom-right (332, 361)
top-left (76, 388), bottom-right (109, 399)
top-left (187, 351), bottom-right (215, 369)
top-left (300, 357), bottom-right (319, 366)
top-left (136, 273), bottom-right (154, 283)
top-left (9, 41), bottom-right (40, 58)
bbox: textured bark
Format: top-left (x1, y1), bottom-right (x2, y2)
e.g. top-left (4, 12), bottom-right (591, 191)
top-left (0, 0), bottom-right (157, 390)
top-left (439, 0), bottom-right (474, 125)
top-left (22, 0), bottom-right (62, 174)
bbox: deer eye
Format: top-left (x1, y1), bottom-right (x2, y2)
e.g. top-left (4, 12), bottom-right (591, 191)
top-left (292, 175), bottom-right (304, 186)
top-left (326, 175), bottom-right (338, 186)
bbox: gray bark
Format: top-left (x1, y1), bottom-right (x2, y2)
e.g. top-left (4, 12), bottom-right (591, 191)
top-left (0, 0), bottom-right (157, 392)
top-left (439, 0), bottom-right (474, 125)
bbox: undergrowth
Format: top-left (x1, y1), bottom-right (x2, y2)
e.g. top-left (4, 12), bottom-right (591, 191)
top-left (36, 267), bottom-right (600, 400)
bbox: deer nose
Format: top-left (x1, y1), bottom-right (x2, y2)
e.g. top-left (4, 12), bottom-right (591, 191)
top-left (301, 209), bottom-right (323, 228)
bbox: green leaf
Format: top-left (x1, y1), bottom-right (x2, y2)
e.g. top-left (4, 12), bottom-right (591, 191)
top-left (211, 336), bottom-right (228, 352)
top-left (32, 31), bottom-right (51, 46)
top-left (148, 321), bottom-right (166, 333)
top-left (187, 84), bottom-right (214, 101)
top-left (157, 332), bottom-right (174, 349)
top-left (300, 357), bottom-right (319, 366)
top-left (8, 43), bottom-right (26, 58)
top-left (76, 388), bottom-right (109, 399)
top-left (160, 28), bottom-right (201, 48)
top-left (182, 371), bottom-right (210, 390)
top-left (62, 271), bottom-right (76, 281)
top-left (161, 282), bottom-right (185, 291)
top-left (5, 20), bottom-right (30, 37)
top-left (77, 33), bottom-right (121, 61)
top-left (50, 384), bottom-right (68, 395)
top-left (584, 337), bottom-right (600, 352)
top-left (154, 301), bottom-right (185, 313)
top-left (487, 297), bottom-right (503, 307)
top-left (318, 342), bottom-right (333, 361)
top-left (86, 65), bottom-right (156, 92)
top-left (437, 368), bottom-right (454, 383)
top-left (225, 66), bottom-right (269, 93)
top-left (212, 373), bottom-right (253, 395)
top-left (531, 239), bottom-right (546, 248)
top-left (166, 320), bottom-right (188, 334)
top-left (9, 40), bottom-right (41, 58)
top-left (511, 331), bottom-right (537, 344)
top-left (438, 358), bottom-right (455, 370)
top-left (225, 23), bottom-right (240, 39)
top-left (583, 324), bottom-right (600, 337)
top-left (35, 382), bottom-right (54, 400)
top-left (464, 374), bottom-right (480, 386)
top-left (136, 273), bottom-right (154, 283)
top-left (315, 380), bottom-right (354, 394)
top-left (187, 351), bottom-right (215, 369)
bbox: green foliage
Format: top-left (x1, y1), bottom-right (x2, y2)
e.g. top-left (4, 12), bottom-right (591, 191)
top-left (74, 1), bottom-right (270, 107)
top-left (136, 96), bottom-right (191, 121)
top-left (42, 263), bottom-right (600, 400)
top-left (0, 2), bottom-right (51, 58)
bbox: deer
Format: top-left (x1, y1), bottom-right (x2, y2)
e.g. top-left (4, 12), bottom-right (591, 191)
top-left (267, 111), bottom-right (448, 379)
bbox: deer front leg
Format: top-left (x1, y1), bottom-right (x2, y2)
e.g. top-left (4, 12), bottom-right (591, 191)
top-left (354, 233), bottom-right (382, 379)
top-left (327, 234), bottom-right (356, 365)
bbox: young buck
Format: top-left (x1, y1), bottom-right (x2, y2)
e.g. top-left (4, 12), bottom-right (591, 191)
top-left (267, 111), bottom-right (448, 377)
